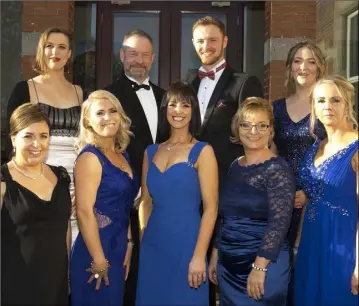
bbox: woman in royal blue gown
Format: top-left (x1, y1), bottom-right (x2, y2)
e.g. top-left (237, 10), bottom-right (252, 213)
top-left (70, 90), bottom-right (139, 306)
top-left (295, 75), bottom-right (358, 305)
top-left (136, 82), bottom-right (218, 305)
top-left (209, 97), bottom-right (295, 306)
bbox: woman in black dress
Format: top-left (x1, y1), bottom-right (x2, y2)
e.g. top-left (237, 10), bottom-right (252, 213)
top-left (1, 103), bottom-right (71, 306)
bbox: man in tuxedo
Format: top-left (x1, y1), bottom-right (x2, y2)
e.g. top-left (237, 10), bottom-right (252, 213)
top-left (190, 16), bottom-right (263, 185)
top-left (105, 29), bottom-right (165, 306)
top-left (189, 16), bottom-right (263, 305)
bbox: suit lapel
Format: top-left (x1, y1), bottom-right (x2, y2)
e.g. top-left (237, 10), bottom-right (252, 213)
top-left (149, 81), bottom-right (163, 110)
top-left (201, 67), bottom-right (232, 132)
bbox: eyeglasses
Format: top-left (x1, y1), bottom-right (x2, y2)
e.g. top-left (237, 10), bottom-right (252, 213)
top-left (239, 122), bottom-right (270, 132)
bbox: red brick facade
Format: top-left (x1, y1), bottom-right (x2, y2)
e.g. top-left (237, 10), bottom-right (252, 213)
top-left (264, 1), bottom-right (317, 101)
top-left (21, 1), bottom-right (74, 80)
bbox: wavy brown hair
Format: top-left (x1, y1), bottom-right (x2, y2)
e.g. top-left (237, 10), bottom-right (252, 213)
top-left (285, 41), bottom-right (327, 96)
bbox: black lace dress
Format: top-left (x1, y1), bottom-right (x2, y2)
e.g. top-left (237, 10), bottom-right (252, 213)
top-left (1, 164), bottom-right (71, 306)
top-left (216, 157), bottom-right (295, 306)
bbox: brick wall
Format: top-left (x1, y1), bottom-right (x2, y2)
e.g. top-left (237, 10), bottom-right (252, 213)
top-left (264, 1), bottom-right (316, 101)
top-left (21, 1), bottom-right (75, 80)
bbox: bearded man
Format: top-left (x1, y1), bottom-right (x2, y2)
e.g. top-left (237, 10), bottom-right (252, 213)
top-left (105, 29), bottom-right (164, 306)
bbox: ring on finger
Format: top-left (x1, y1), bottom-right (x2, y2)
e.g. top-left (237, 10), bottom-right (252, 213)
top-left (94, 273), bottom-right (100, 279)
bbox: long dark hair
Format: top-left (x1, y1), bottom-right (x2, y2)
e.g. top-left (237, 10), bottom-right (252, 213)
top-left (158, 82), bottom-right (201, 141)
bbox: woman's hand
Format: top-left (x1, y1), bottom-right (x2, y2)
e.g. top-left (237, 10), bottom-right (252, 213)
top-left (247, 269), bottom-right (265, 300)
top-left (123, 242), bottom-right (133, 280)
top-left (294, 190), bottom-right (307, 209)
top-left (208, 248), bottom-right (218, 285)
top-left (188, 256), bottom-right (206, 289)
top-left (85, 259), bottom-right (110, 291)
top-left (351, 269), bottom-right (358, 295)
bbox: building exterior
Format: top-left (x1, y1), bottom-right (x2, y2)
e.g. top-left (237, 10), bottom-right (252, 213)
top-left (1, 0), bottom-right (358, 159)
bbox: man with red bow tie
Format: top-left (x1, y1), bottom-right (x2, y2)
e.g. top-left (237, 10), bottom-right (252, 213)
top-left (189, 16), bottom-right (263, 186)
top-left (188, 17), bottom-right (263, 305)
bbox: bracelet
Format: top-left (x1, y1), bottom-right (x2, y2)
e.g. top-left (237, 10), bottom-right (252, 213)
top-left (251, 263), bottom-right (268, 272)
top-left (127, 237), bottom-right (135, 246)
top-left (91, 258), bottom-right (110, 273)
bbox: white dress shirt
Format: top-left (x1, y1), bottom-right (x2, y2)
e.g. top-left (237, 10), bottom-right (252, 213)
top-left (197, 59), bottom-right (226, 123)
top-left (126, 75), bottom-right (158, 143)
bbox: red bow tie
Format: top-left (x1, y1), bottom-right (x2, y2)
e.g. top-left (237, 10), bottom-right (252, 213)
top-left (198, 62), bottom-right (227, 80)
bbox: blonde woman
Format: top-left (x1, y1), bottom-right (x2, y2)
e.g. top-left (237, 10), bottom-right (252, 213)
top-left (295, 76), bottom-right (358, 305)
top-left (70, 90), bottom-right (139, 306)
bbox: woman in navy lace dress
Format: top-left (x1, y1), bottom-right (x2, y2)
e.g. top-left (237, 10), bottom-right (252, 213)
top-left (208, 97), bottom-right (295, 306)
top-left (272, 42), bottom-right (327, 248)
top-left (70, 90), bottom-right (139, 306)
top-left (295, 76), bottom-right (358, 305)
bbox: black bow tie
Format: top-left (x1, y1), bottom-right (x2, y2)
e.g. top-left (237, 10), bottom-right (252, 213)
top-left (129, 80), bottom-right (150, 91)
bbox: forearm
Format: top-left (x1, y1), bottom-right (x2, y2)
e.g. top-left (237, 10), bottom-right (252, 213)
top-left (295, 206), bottom-right (307, 248)
top-left (193, 208), bottom-right (217, 259)
top-left (139, 200), bottom-right (152, 233)
top-left (77, 210), bottom-right (105, 262)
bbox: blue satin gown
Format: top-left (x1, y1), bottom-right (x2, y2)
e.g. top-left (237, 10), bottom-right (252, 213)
top-left (217, 157), bottom-right (295, 306)
top-left (136, 142), bottom-right (209, 306)
top-left (295, 139), bottom-right (358, 306)
top-left (70, 145), bottom-right (139, 306)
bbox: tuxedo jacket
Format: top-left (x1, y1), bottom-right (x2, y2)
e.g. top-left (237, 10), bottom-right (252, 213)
top-left (105, 73), bottom-right (165, 182)
top-left (188, 66), bottom-right (263, 184)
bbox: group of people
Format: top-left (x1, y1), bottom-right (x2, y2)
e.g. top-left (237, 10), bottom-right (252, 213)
top-left (0, 15), bottom-right (357, 306)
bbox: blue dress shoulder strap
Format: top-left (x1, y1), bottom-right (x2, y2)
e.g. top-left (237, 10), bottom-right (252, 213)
top-left (188, 142), bottom-right (208, 166)
top-left (146, 144), bottom-right (160, 162)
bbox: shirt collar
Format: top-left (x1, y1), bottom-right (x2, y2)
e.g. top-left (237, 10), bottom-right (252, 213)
top-left (125, 74), bottom-right (150, 86)
top-left (199, 58), bottom-right (226, 74)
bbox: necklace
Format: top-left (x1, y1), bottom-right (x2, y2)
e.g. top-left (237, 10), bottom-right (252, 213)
top-left (12, 158), bottom-right (44, 180)
top-left (165, 136), bottom-right (193, 151)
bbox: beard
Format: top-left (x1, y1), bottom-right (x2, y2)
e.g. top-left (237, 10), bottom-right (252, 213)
top-left (125, 63), bottom-right (149, 80)
top-left (197, 42), bottom-right (225, 66)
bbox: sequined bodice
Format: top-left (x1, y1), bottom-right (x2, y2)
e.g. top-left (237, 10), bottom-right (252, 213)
top-left (38, 103), bottom-right (81, 137)
top-left (273, 99), bottom-right (326, 187)
top-left (299, 139), bottom-right (358, 223)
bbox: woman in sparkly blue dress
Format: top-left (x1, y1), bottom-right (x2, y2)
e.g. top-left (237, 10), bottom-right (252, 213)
top-left (272, 42), bottom-right (327, 248)
top-left (209, 97), bottom-right (295, 306)
top-left (295, 76), bottom-right (358, 305)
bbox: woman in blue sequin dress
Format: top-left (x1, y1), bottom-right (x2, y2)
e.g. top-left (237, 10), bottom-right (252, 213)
top-left (209, 97), bottom-right (295, 306)
top-left (295, 76), bottom-right (358, 305)
top-left (272, 42), bottom-right (327, 248)
top-left (70, 90), bottom-right (139, 306)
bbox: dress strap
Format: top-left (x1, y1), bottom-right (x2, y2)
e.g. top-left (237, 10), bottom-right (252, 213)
top-left (77, 145), bottom-right (106, 167)
top-left (146, 144), bottom-right (159, 163)
top-left (73, 85), bottom-right (81, 106)
top-left (31, 79), bottom-right (40, 103)
top-left (187, 142), bottom-right (208, 167)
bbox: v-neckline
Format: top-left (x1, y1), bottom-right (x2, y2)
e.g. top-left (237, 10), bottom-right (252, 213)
top-left (284, 99), bottom-right (310, 124)
top-left (5, 164), bottom-right (58, 203)
top-left (312, 140), bottom-right (358, 169)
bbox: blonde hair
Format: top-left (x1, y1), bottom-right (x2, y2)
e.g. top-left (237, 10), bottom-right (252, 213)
top-left (75, 90), bottom-right (132, 153)
top-left (231, 97), bottom-right (274, 144)
top-left (285, 41), bottom-right (327, 96)
top-left (33, 28), bottom-right (72, 75)
top-left (310, 75), bottom-right (358, 134)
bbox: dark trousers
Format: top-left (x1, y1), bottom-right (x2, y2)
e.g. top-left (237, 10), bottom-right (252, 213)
top-left (123, 208), bottom-right (140, 306)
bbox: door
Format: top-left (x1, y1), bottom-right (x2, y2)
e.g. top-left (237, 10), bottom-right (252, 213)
top-left (96, 1), bottom-right (244, 89)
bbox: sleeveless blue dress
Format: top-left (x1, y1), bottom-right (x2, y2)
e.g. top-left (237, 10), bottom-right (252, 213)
top-left (70, 145), bottom-right (139, 306)
top-left (295, 139), bottom-right (358, 306)
top-left (217, 157), bottom-right (295, 306)
top-left (136, 142), bottom-right (209, 306)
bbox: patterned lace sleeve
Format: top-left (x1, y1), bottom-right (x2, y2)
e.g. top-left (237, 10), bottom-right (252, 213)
top-left (257, 160), bottom-right (295, 261)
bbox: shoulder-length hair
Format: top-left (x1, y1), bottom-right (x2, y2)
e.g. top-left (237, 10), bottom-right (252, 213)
top-left (285, 41), bottom-right (327, 96)
top-left (310, 75), bottom-right (358, 134)
top-left (33, 28), bottom-right (72, 75)
top-left (75, 90), bottom-right (132, 153)
top-left (158, 82), bottom-right (201, 141)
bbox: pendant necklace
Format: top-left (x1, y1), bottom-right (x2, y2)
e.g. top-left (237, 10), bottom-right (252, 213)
top-left (12, 158), bottom-right (44, 180)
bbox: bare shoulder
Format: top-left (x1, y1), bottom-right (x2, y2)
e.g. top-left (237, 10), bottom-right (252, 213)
top-left (75, 151), bottom-right (102, 173)
top-left (198, 144), bottom-right (216, 163)
top-left (74, 85), bottom-right (84, 103)
top-left (351, 149), bottom-right (358, 173)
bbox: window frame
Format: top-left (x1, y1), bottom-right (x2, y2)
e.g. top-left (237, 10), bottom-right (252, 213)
top-left (346, 9), bottom-right (358, 83)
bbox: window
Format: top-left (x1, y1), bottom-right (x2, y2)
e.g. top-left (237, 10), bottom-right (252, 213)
top-left (346, 10), bottom-right (358, 110)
